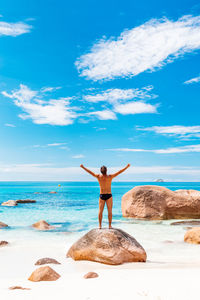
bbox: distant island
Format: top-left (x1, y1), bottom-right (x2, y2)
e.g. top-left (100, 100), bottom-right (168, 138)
top-left (154, 179), bottom-right (164, 182)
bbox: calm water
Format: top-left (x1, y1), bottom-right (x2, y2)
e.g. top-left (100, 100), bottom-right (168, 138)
top-left (0, 181), bottom-right (200, 230)
top-left (1, 181), bottom-right (200, 263)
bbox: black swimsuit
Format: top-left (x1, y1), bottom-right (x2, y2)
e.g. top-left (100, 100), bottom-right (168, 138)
top-left (100, 194), bottom-right (112, 201)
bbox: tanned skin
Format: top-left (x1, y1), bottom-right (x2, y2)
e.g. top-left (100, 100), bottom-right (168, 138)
top-left (80, 164), bottom-right (131, 229)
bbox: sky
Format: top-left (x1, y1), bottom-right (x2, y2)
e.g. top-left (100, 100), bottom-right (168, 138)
top-left (0, 0), bottom-right (200, 181)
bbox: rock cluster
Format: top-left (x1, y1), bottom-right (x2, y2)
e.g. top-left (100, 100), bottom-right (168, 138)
top-left (1, 199), bottom-right (36, 206)
top-left (122, 186), bottom-right (200, 220)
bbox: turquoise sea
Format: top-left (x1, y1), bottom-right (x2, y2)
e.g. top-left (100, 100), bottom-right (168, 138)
top-left (1, 181), bottom-right (200, 264)
top-left (1, 181), bottom-right (200, 230)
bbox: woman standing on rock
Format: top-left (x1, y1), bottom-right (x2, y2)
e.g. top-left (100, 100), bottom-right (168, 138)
top-left (80, 164), bottom-right (131, 229)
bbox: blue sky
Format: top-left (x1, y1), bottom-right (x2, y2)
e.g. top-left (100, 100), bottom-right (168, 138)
top-left (0, 0), bottom-right (200, 181)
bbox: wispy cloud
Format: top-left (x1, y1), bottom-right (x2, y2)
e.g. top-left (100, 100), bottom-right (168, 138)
top-left (4, 123), bottom-right (16, 127)
top-left (114, 102), bottom-right (158, 115)
top-left (76, 15), bottom-right (200, 81)
top-left (1, 163), bottom-right (200, 181)
top-left (137, 125), bottom-right (200, 139)
top-left (41, 86), bottom-right (61, 93)
top-left (108, 144), bottom-right (200, 154)
top-left (184, 75), bottom-right (200, 84)
top-left (72, 154), bottom-right (84, 159)
top-left (0, 21), bottom-right (32, 37)
top-left (33, 143), bottom-right (69, 149)
top-left (84, 86), bottom-right (158, 117)
top-left (83, 86), bottom-right (155, 103)
top-left (2, 84), bottom-right (77, 126)
top-left (2, 85), bottom-right (158, 125)
top-left (87, 110), bottom-right (117, 120)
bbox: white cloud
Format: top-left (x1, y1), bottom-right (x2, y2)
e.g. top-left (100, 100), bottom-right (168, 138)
top-left (87, 110), bottom-right (117, 120)
top-left (1, 163), bottom-right (200, 181)
top-left (2, 85), bottom-right (158, 125)
top-left (72, 154), bottom-right (85, 159)
top-left (108, 144), bottom-right (200, 154)
top-left (0, 21), bottom-right (32, 36)
top-left (184, 75), bottom-right (200, 84)
top-left (47, 143), bottom-right (67, 147)
top-left (4, 123), bottom-right (16, 127)
top-left (84, 86), bottom-right (158, 117)
top-left (33, 143), bottom-right (69, 149)
top-left (76, 15), bottom-right (200, 81)
top-left (41, 87), bottom-right (61, 93)
top-left (2, 84), bottom-right (77, 126)
top-left (114, 101), bottom-right (158, 115)
top-left (138, 125), bottom-right (200, 139)
top-left (84, 86), bottom-right (155, 103)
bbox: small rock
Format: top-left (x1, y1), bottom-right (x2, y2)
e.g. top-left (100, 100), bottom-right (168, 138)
top-left (0, 221), bottom-right (8, 228)
top-left (171, 221), bottom-right (200, 226)
top-left (0, 241), bottom-right (9, 247)
top-left (1, 200), bottom-right (17, 206)
top-left (9, 286), bottom-right (30, 290)
top-left (28, 266), bottom-right (60, 282)
top-left (163, 240), bottom-right (173, 244)
top-left (184, 227), bottom-right (200, 244)
top-left (49, 191), bottom-right (57, 194)
top-left (16, 199), bottom-right (36, 204)
top-left (35, 258), bottom-right (61, 265)
top-left (84, 272), bottom-right (99, 279)
top-left (32, 220), bottom-right (55, 230)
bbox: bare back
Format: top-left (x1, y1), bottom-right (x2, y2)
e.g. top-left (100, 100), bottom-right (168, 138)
top-left (97, 174), bottom-right (113, 194)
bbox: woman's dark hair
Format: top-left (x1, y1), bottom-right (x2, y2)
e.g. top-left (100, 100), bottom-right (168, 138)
top-left (100, 165), bottom-right (107, 175)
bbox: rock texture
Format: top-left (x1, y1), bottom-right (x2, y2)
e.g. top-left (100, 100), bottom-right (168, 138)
top-left (184, 227), bottom-right (200, 244)
top-left (16, 199), bottom-right (36, 204)
top-left (1, 200), bottom-right (17, 206)
top-left (28, 266), bottom-right (60, 282)
top-left (0, 241), bottom-right (9, 247)
top-left (171, 221), bottom-right (200, 226)
top-left (84, 272), bottom-right (99, 279)
top-left (9, 286), bottom-right (30, 290)
top-left (32, 220), bottom-right (54, 230)
top-left (0, 221), bottom-right (8, 228)
top-left (122, 185), bottom-right (200, 220)
top-left (67, 228), bottom-right (146, 265)
top-left (35, 258), bottom-right (61, 265)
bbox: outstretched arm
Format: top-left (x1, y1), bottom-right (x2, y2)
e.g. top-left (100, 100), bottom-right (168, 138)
top-left (80, 164), bottom-right (98, 178)
top-left (111, 164), bottom-right (131, 178)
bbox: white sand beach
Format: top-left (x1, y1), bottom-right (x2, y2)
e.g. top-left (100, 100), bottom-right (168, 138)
top-left (1, 221), bottom-right (200, 300)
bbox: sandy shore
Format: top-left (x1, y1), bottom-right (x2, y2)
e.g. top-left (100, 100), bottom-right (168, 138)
top-left (1, 226), bottom-right (200, 300)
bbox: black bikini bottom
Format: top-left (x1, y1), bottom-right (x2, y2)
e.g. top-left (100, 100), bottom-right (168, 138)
top-left (100, 194), bottom-right (112, 201)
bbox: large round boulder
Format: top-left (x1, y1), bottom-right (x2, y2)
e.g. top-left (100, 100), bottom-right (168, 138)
top-left (67, 228), bottom-right (146, 265)
top-left (122, 185), bottom-right (200, 220)
top-left (184, 227), bottom-right (200, 244)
